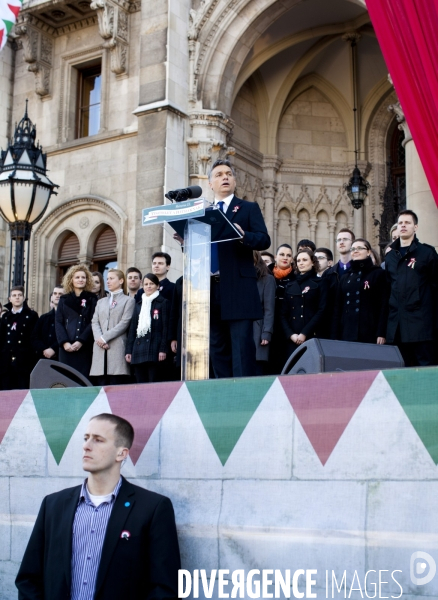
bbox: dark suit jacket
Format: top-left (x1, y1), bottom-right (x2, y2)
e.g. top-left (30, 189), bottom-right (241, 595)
top-left (15, 477), bottom-right (181, 600)
top-left (216, 196), bottom-right (270, 320)
top-left (125, 295), bottom-right (169, 363)
top-left (31, 309), bottom-right (59, 359)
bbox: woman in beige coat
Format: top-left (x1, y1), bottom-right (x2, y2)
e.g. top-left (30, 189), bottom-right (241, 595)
top-left (90, 269), bottom-right (135, 385)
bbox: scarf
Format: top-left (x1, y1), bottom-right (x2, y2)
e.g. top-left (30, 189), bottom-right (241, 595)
top-left (136, 290), bottom-right (159, 338)
top-left (273, 265), bottom-right (293, 280)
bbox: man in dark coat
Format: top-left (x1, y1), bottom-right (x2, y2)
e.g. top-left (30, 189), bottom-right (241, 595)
top-left (31, 286), bottom-right (64, 361)
top-left (324, 228), bottom-right (355, 278)
top-left (385, 209), bottom-right (438, 366)
top-left (16, 413), bottom-right (180, 600)
top-left (208, 159), bottom-right (271, 378)
top-left (0, 286), bottom-right (38, 390)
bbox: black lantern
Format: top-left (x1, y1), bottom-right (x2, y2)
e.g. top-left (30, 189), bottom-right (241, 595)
top-left (344, 166), bottom-right (370, 210)
top-left (0, 101), bottom-right (58, 292)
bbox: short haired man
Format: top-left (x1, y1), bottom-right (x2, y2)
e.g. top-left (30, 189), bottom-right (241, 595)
top-left (325, 228), bottom-right (355, 277)
top-left (207, 159), bottom-right (270, 377)
top-left (314, 248), bottom-right (333, 276)
top-left (385, 209), bottom-right (438, 366)
top-left (31, 286), bottom-right (64, 361)
top-left (0, 286), bottom-right (38, 390)
top-left (135, 253), bottom-right (175, 303)
top-left (297, 239), bottom-right (316, 253)
top-left (126, 267), bottom-right (142, 298)
top-left (261, 251), bottom-right (275, 266)
top-left (16, 413), bottom-right (181, 599)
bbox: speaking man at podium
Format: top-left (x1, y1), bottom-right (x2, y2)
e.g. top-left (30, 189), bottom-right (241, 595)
top-left (208, 159), bottom-right (271, 378)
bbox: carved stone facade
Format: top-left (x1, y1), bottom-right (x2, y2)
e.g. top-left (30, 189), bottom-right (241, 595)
top-left (90, 0), bottom-right (130, 75)
top-left (14, 16), bottom-right (54, 97)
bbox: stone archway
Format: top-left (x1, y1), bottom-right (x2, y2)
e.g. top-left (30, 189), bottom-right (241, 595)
top-left (30, 195), bottom-right (127, 313)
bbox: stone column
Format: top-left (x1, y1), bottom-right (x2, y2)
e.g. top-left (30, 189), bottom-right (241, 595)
top-left (353, 207), bottom-right (363, 238)
top-left (291, 216), bottom-right (298, 254)
top-left (262, 156), bottom-right (281, 251)
top-left (309, 217), bottom-right (318, 242)
top-left (388, 100), bottom-right (438, 248)
top-left (328, 219), bottom-right (336, 254)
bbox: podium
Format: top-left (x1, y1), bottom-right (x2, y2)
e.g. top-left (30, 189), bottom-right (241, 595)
top-left (142, 198), bottom-right (241, 380)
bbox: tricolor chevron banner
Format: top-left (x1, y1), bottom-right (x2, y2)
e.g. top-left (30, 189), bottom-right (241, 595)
top-left (0, 0), bottom-right (21, 51)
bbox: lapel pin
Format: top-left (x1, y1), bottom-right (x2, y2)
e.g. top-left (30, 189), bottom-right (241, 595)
top-left (121, 530), bottom-right (130, 541)
top-left (124, 502), bottom-right (130, 507)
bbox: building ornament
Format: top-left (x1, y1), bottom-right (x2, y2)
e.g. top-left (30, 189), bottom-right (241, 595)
top-left (187, 111), bottom-right (235, 179)
top-left (387, 101), bottom-right (412, 146)
top-left (14, 15), bottom-right (54, 97)
top-left (90, 0), bottom-right (130, 75)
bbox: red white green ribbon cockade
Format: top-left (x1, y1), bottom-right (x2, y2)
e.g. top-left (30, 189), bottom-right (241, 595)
top-left (0, 0), bottom-right (22, 51)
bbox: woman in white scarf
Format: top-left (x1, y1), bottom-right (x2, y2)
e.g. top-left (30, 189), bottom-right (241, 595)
top-left (125, 273), bottom-right (170, 383)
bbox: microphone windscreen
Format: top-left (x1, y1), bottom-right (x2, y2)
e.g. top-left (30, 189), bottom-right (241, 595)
top-left (187, 185), bottom-right (203, 199)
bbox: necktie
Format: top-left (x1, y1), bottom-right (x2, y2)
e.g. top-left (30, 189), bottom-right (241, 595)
top-left (211, 201), bottom-right (225, 273)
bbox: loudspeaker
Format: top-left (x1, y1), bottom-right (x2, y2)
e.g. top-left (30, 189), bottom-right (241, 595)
top-left (30, 359), bottom-right (93, 389)
top-left (281, 338), bottom-right (404, 375)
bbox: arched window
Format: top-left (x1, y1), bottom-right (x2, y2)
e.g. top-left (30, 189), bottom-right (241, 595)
top-left (57, 232), bottom-right (80, 283)
top-left (91, 226), bottom-right (117, 282)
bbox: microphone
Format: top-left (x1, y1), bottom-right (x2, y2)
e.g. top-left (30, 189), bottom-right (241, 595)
top-left (165, 185), bottom-right (203, 202)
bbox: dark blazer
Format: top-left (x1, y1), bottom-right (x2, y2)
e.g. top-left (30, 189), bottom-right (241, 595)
top-left (55, 292), bottom-right (97, 347)
top-left (332, 257), bottom-right (389, 343)
top-left (169, 276), bottom-right (183, 367)
top-left (15, 477), bottom-right (181, 600)
top-left (216, 196), bottom-right (270, 320)
top-left (281, 270), bottom-right (328, 342)
top-left (31, 309), bottom-right (59, 359)
top-left (254, 272), bottom-right (276, 361)
top-left (0, 304), bottom-right (39, 370)
top-left (385, 236), bottom-right (438, 343)
top-left (126, 295), bottom-right (169, 364)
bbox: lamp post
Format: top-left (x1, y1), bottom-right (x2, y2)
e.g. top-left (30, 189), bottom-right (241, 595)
top-left (0, 101), bottom-right (58, 295)
top-left (343, 36), bottom-right (370, 211)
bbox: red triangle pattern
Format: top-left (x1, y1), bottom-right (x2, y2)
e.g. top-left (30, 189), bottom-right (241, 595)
top-left (0, 389), bottom-right (29, 445)
top-left (105, 382), bottom-right (183, 465)
top-left (7, 4), bottom-right (21, 17)
top-left (279, 371), bottom-right (379, 465)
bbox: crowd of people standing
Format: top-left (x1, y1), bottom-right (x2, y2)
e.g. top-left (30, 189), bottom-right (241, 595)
top-left (0, 207), bottom-right (436, 390)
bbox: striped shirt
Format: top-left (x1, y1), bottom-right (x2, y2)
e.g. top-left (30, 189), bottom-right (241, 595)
top-left (71, 477), bottom-right (122, 600)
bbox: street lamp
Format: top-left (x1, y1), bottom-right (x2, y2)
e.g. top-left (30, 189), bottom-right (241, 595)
top-left (344, 165), bottom-right (370, 210)
top-left (0, 101), bottom-right (58, 293)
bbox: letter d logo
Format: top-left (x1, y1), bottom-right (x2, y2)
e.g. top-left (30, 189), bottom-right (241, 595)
top-left (410, 551), bottom-right (436, 585)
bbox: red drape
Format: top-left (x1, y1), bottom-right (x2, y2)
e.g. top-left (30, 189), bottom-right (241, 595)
top-left (365, 0), bottom-right (438, 207)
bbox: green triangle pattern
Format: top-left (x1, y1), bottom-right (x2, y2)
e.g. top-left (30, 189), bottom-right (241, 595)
top-left (383, 368), bottom-right (438, 464)
top-left (31, 387), bottom-right (101, 464)
top-left (186, 377), bottom-right (276, 466)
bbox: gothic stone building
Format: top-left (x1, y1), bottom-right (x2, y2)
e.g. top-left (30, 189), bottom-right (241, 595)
top-left (0, 0), bottom-right (435, 313)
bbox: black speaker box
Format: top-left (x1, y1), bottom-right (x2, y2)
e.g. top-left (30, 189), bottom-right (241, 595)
top-left (281, 338), bottom-right (404, 375)
top-left (30, 359), bottom-right (93, 389)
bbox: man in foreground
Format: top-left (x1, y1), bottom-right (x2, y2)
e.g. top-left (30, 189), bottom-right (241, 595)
top-left (385, 209), bottom-right (438, 366)
top-left (16, 413), bottom-right (181, 599)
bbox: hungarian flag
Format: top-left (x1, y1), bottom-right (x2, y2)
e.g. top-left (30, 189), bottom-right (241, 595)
top-left (0, 0), bottom-right (22, 51)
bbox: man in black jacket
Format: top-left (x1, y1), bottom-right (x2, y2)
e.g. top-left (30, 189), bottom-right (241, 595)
top-left (16, 413), bottom-right (180, 600)
top-left (31, 286), bottom-right (64, 361)
top-left (385, 209), bottom-right (438, 366)
top-left (0, 286), bottom-right (38, 390)
top-left (208, 159), bottom-right (271, 377)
